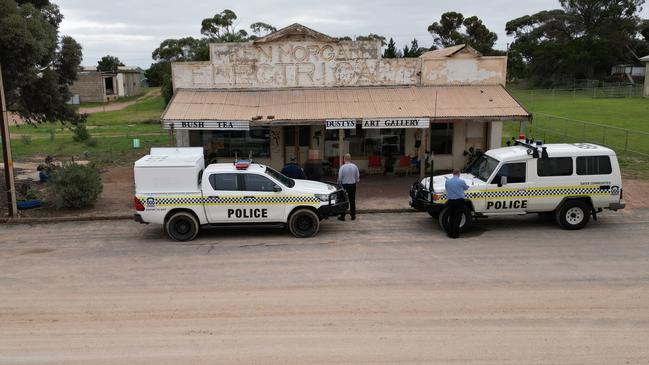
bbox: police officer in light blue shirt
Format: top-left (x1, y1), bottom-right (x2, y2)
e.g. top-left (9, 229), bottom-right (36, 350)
top-left (444, 168), bottom-right (469, 238)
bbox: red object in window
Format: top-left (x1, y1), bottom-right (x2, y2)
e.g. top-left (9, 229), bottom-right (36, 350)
top-left (399, 155), bottom-right (411, 167)
top-left (368, 155), bottom-right (381, 167)
top-left (330, 157), bottom-right (340, 168)
top-left (134, 196), bottom-right (145, 211)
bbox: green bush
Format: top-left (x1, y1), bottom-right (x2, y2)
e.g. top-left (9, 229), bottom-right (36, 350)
top-left (49, 163), bottom-right (103, 209)
top-left (72, 123), bottom-right (90, 142)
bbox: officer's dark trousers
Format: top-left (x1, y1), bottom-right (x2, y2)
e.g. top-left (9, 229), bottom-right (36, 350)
top-left (447, 198), bottom-right (464, 238)
top-left (341, 183), bottom-right (357, 219)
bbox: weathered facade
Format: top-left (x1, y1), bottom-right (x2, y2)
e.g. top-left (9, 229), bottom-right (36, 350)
top-left (164, 23), bottom-right (529, 175)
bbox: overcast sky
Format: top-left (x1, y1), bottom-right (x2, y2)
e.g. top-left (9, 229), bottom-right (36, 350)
top-left (57, 0), bottom-right (649, 68)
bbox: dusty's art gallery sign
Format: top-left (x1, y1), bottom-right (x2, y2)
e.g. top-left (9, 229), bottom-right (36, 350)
top-left (362, 118), bottom-right (430, 129)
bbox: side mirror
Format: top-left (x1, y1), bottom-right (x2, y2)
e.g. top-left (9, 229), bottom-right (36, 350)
top-left (498, 176), bottom-right (508, 187)
top-left (272, 184), bottom-right (282, 193)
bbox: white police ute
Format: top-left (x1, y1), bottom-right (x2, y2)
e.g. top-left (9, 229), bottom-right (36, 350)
top-left (410, 139), bottom-right (625, 231)
top-left (134, 148), bottom-right (349, 241)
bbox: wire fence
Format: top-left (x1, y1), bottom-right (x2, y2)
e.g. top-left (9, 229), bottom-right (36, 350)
top-left (511, 84), bottom-right (645, 106)
top-left (511, 113), bottom-right (649, 157)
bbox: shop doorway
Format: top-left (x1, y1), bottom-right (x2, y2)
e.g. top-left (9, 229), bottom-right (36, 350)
top-left (284, 126), bottom-right (311, 164)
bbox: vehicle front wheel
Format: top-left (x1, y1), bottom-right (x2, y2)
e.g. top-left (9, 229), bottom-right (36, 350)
top-left (438, 205), bottom-right (472, 232)
top-left (165, 211), bottom-right (200, 241)
top-left (556, 200), bottom-right (590, 230)
top-left (289, 209), bottom-right (320, 238)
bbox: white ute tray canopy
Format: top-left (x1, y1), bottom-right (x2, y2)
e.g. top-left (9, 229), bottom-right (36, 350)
top-left (134, 147), bottom-right (205, 193)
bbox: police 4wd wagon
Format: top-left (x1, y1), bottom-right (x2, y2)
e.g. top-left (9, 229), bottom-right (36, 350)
top-left (133, 148), bottom-right (349, 241)
top-left (410, 140), bottom-right (625, 231)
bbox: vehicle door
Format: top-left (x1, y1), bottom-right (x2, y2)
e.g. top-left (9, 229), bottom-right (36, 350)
top-left (241, 173), bottom-right (286, 222)
top-left (203, 173), bottom-right (243, 223)
top-left (526, 157), bottom-right (574, 212)
top-left (485, 161), bottom-right (529, 214)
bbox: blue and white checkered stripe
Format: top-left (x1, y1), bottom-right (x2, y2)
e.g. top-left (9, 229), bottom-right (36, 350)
top-left (436, 186), bottom-right (611, 202)
top-left (138, 195), bottom-right (320, 206)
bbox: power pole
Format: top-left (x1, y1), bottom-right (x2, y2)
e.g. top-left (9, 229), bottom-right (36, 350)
top-left (0, 63), bottom-right (18, 217)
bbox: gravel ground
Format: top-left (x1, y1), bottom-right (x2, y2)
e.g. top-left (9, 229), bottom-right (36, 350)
top-left (1, 210), bottom-right (649, 364)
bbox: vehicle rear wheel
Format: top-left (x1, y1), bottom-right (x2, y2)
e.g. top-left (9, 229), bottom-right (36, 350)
top-left (289, 209), bottom-right (320, 238)
top-left (165, 211), bottom-right (200, 241)
top-left (438, 205), bottom-right (472, 232)
top-left (556, 200), bottom-right (590, 230)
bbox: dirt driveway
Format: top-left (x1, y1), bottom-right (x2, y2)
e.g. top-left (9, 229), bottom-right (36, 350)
top-left (1, 211), bottom-right (649, 364)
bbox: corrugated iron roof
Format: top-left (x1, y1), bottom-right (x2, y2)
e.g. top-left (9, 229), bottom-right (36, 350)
top-left (420, 44), bottom-right (478, 59)
top-left (162, 85), bottom-right (530, 123)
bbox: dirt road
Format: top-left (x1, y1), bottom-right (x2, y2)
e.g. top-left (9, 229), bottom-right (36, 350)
top-left (1, 211), bottom-right (649, 364)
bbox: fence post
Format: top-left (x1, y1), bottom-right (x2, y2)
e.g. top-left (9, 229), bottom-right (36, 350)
top-left (564, 118), bottom-right (568, 138)
top-left (624, 130), bottom-right (629, 154)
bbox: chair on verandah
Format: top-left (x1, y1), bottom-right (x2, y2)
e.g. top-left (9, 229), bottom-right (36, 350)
top-left (366, 155), bottom-right (382, 175)
top-left (394, 155), bottom-right (416, 176)
top-left (329, 156), bottom-right (340, 176)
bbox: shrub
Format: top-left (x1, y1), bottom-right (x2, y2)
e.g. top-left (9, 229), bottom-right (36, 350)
top-left (72, 123), bottom-right (90, 142)
top-left (48, 163), bottom-right (103, 209)
top-left (71, 113), bottom-right (91, 142)
top-left (85, 138), bottom-right (98, 147)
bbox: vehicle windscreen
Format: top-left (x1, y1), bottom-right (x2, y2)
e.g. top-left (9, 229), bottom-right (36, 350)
top-left (467, 155), bottom-right (500, 181)
top-left (265, 167), bottom-right (295, 188)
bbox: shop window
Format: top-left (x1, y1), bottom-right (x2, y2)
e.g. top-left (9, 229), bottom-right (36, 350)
top-left (430, 123), bottom-right (453, 154)
top-left (324, 127), bottom-right (406, 159)
top-left (202, 128), bottom-right (270, 159)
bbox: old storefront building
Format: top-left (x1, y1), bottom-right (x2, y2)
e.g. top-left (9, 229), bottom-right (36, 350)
top-left (162, 24), bottom-right (530, 176)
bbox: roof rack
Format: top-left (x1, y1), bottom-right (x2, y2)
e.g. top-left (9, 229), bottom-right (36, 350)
top-left (512, 138), bottom-right (548, 158)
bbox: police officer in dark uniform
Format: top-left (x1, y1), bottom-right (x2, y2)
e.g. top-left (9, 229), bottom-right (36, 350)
top-left (281, 157), bottom-right (306, 179)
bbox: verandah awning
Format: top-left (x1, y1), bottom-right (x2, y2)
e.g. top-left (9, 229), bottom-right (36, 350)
top-left (161, 85), bottom-right (530, 128)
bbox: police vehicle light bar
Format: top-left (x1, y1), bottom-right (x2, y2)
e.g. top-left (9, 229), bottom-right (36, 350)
top-left (235, 160), bottom-right (251, 170)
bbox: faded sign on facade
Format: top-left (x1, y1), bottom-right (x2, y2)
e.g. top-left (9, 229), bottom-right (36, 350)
top-left (172, 25), bottom-right (508, 90)
top-left (173, 40), bottom-right (420, 89)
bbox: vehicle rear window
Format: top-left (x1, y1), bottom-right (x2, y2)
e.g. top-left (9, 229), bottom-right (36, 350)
top-left (209, 173), bottom-right (239, 191)
top-left (493, 162), bottom-right (526, 184)
top-left (537, 157), bottom-right (573, 177)
top-left (577, 156), bottom-right (612, 175)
